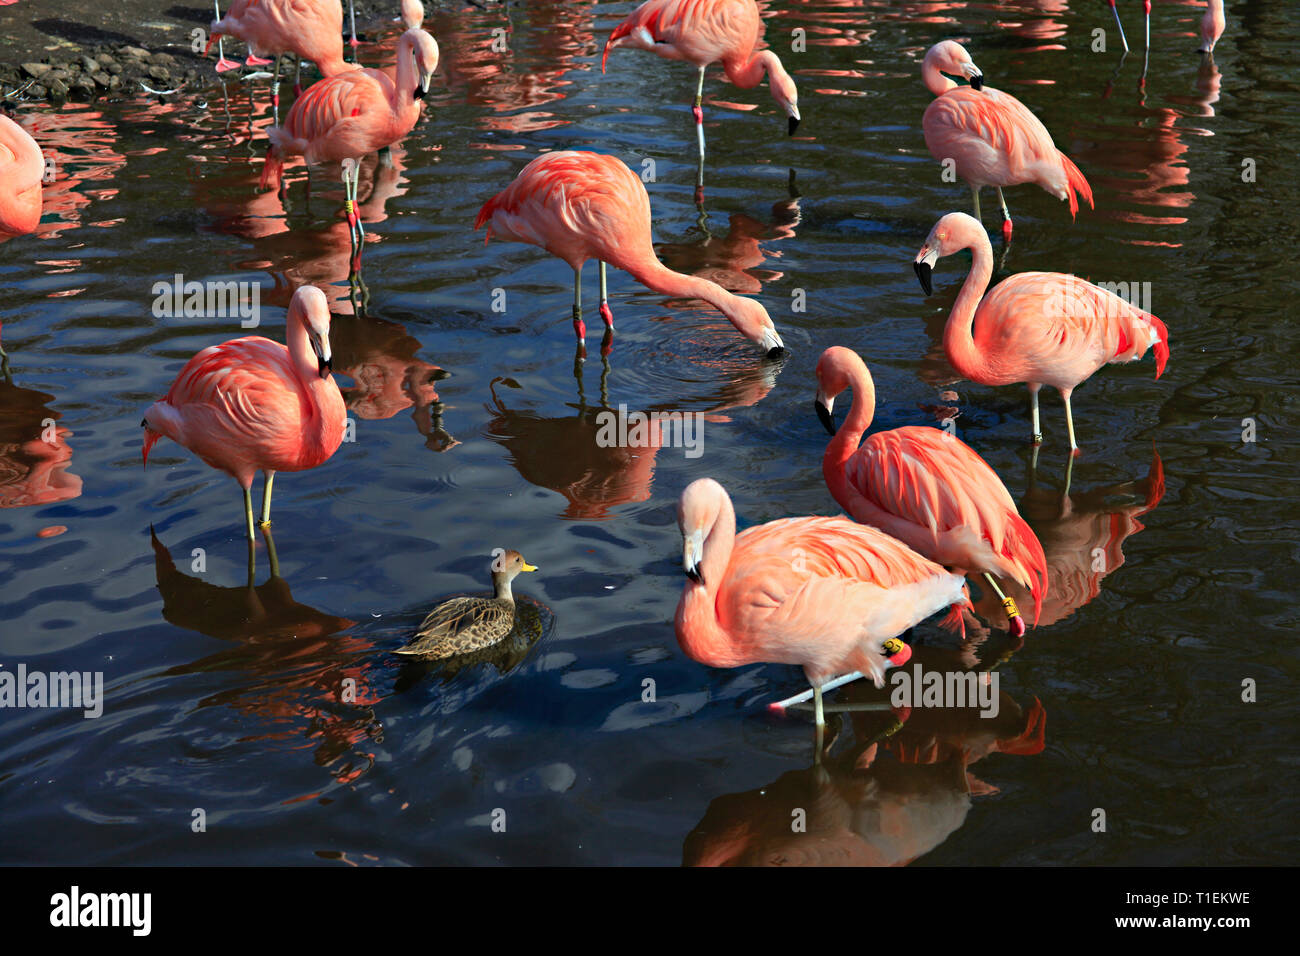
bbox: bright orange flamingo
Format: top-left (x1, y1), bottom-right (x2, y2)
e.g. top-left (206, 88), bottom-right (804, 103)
top-left (141, 286), bottom-right (347, 541)
top-left (913, 212), bottom-right (1169, 455)
top-left (602, 0), bottom-right (800, 170)
top-left (261, 26), bottom-right (439, 251)
top-left (0, 114), bottom-right (43, 242)
top-left (921, 40), bottom-right (1093, 241)
top-left (675, 478), bottom-right (970, 736)
top-left (475, 151), bottom-right (785, 359)
top-left (207, 0), bottom-right (354, 112)
top-left (814, 346), bottom-right (1047, 637)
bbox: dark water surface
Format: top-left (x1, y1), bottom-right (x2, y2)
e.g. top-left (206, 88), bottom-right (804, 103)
top-left (1, 1), bottom-right (1297, 865)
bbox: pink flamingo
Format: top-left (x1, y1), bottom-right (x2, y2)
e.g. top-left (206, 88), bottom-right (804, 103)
top-left (921, 40), bottom-right (1093, 241)
top-left (814, 346), bottom-right (1047, 637)
top-left (0, 114), bottom-right (43, 242)
top-left (261, 26), bottom-right (439, 251)
top-left (1199, 0), bottom-right (1225, 54)
top-left (207, 0), bottom-right (355, 115)
top-left (141, 286), bottom-right (347, 541)
top-left (475, 150), bottom-right (785, 359)
top-left (675, 478), bottom-right (969, 735)
top-left (602, 0), bottom-right (800, 169)
top-left (913, 212), bottom-right (1169, 455)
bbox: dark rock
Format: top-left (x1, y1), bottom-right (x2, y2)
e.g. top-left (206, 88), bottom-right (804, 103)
top-left (21, 63), bottom-right (52, 78)
top-left (147, 65), bottom-right (171, 81)
top-left (102, 59), bottom-right (123, 75)
top-left (149, 52), bottom-right (177, 67)
top-left (80, 55), bottom-right (100, 73)
top-left (47, 79), bottom-right (68, 98)
top-left (92, 71), bottom-right (112, 88)
top-left (121, 46), bottom-right (151, 60)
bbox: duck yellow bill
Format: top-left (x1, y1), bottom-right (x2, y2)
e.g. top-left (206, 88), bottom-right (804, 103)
top-left (521, 562), bottom-right (538, 572)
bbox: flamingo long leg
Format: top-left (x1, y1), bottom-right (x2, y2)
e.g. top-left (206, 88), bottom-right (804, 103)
top-left (1108, 1), bottom-right (1130, 53)
top-left (692, 65), bottom-right (706, 161)
top-left (970, 185), bottom-right (982, 224)
top-left (260, 470), bottom-right (275, 527)
top-left (813, 684), bottom-right (825, 760)
top-left (347, 0), bottom-right (359, 54)
top-left (212, 1), bottom-right (240, 73)
top-left (598, 261), bottom-right (614, 332)
top-left (294, 58), bottom-right (302, 95)
top-left (1062, 387), bottom-right (1079, 455)
top-left (1144, 1), bottom-right (1151, 49)
top-left (242, 485), bottom-right (256, 541)
top-left (271, 54), bottom-right (283, 123)
top-left (1029, 383), bottom-right (1043, 444)
top-left (982, 572), bottom-right (1026, 637)
top-left (572, 264), bottom-right (587, 346)
top-left (996, 186), bottom-right (1013, 242)
top-left (262, 524), bottom-right (280, 579)
top-left (768, 671), bottom-right (867, 713)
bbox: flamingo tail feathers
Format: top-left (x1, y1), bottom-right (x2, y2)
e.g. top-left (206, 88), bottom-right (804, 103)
top-left (1004, 514), bottom-right (1048, 627)
top-left (1058, 152), bottom-right (1093, 219)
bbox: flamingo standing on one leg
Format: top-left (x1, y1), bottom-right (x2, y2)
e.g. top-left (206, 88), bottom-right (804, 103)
top-left (913, 212), bottom-right (1169, 455)
top-left (475, 150), bottom-right (785, 359)
top-left (207, 0), bottom-right (355, 118)
top-left (0, 114), bottom-right (43, 242)
top-left (141, 286), bottom-right (347, 541)
top-left (920, 40), bottom-right (1094, 241)
top-left (675, 478), bottom-right (968, 741)
top-left (601, 0), bottom-right (799, 186)
top-left (1199, 0), bottom-right (1225, 54)
top-left (812, 346), bottom-right (1047, 637)
top-left (261, 26), bottom-right (439, 254)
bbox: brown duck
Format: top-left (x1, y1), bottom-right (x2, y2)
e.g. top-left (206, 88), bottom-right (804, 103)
top-left (396, 550), bottom-right (538, 660)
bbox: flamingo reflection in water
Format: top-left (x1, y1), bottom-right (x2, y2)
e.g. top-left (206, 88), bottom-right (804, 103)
top-left (684, 644), bottom-right (1045, 866)
top-left (0, 328), bottom-right (82, 510)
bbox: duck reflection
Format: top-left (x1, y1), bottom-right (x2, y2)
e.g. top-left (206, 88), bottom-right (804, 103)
top-left (685, 645), bottom-right (1045, 866)
top-left (485, 361), bottom-right (778, 520)
top-left (972, 448), bottom-right (1165, 630)
top-left (0, 339), bottom-right (82, 509)
top-left (151, 527), bottom-right (381, 781)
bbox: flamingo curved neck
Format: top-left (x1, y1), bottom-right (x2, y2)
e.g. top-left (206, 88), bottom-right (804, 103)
top-left (922, 57), bottom-right (956, 96)
top-left (677, 494), bottom-right (738, 665)
top-left (623, 257), bottom-right (752, 340)
top-left (823, 367), bottom-right (876, 506)
top-left (391, 34), bottom-right (418, 105)
top-left (725, 49), bottom-right (786, 95)
top-left (943, 235), bottom-right (996, 382)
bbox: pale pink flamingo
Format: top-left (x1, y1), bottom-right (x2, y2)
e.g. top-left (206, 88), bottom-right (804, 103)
top-left (261, 26), bottom-right (439, 251)
top-left (476, 151), bottom-right (785, 359)
top-left (1199, 0), bottom-right (1225, 54)
top-left (814, 346), bottom-right (1047, 636)
top-left (921, 40), bottom-right (1093, 241)
top-left (675, 478), bottom-right (969, 735)
top-left (0, 114), bottom-right (43, 243)
top-left (913, 212), bottom-right (1169, 455)
top-left (141, 286), bottom-right (347, 541)
top-left (206, 0), bottom-right (352, 111)
top-left (601, 0), bottom-right (800, 172)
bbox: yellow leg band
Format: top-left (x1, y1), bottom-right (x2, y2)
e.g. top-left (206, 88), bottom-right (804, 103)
top-left (1001, 596), bottom-right (1021, 620)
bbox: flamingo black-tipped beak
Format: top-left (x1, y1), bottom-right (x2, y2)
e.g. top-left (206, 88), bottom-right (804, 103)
top-left (765, 345), bottom-right (786, 360)
top-left (318, 356), bottom-right (332, 378)
top-left (788, 115), bottom-right (800, 136)
top-left (914, 259), bottom-right (933, 296)
top-left (814, 398), bottom-right (836, 436)
top-left (414, 85), bottom-right (426, 100)
top-left (685, 566), bottom-right (704, 585)
top-left (970, 73), bottom-right (984, 91)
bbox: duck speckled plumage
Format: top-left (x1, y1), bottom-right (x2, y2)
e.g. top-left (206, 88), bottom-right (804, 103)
top-left (397, 550), bottom-right (537, 660)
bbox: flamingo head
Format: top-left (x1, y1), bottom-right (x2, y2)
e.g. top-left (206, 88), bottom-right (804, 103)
top-left (407, 28), bottom-right (440, 99)
top-left (292, 286), bottom-right (334, 378)
top-left (813, 346), bottom-right (866, 435)
top-left (926, 40), bottom-right (984, 91)
top-left (678, 478), bottom-right (727, 588)
top-left (725, 295), bottom-right (786, 359)
top-left (769, 68), bottom-right (800, 135)
top-left (913, 212), bottom-right (982, 295)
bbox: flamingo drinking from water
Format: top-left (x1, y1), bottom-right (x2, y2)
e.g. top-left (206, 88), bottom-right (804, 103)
top-left (1199, 0), bottom-right (1225, 54)
top-left (261, 26), bottom-right (439, 251)
top-left (141, 286), bottom-right (347, 541)
top-left (814, 346), bottom-right (1047, 637)
top-left (921, 40), bottom-right (1093, 241)
top-left (0, 114), bottom-right (43, 241)
top-left (475, 150), bottom-right (785, 359)
top-left (601, 0), bottom-right (800, 176)
top-left (675, 478), bottom-right (968, 735)
top-left (913, 212), bottom-right (1169, 454)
